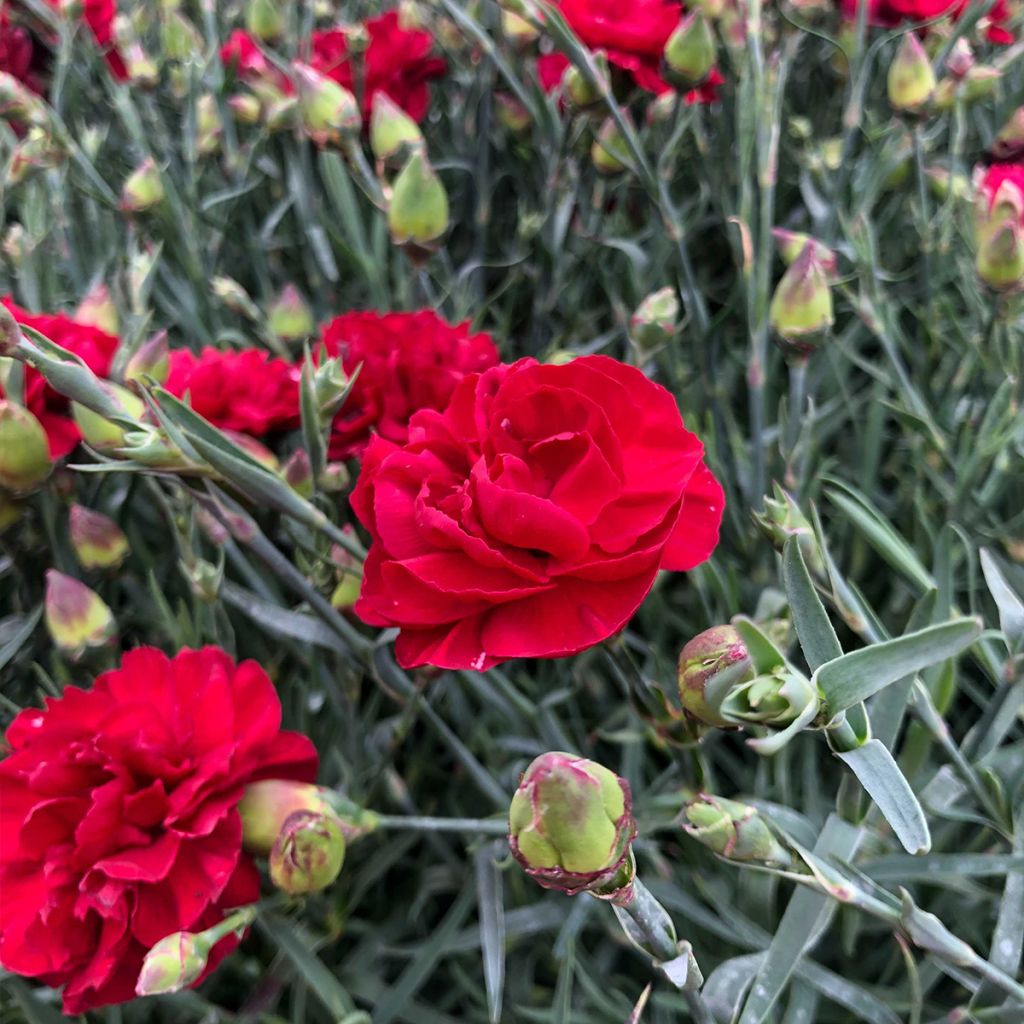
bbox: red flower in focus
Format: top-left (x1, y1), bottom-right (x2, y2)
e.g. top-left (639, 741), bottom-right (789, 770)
top-left (0, 297), bottom-right (119, 458)
top-left (978, 163), bottom-right (1024, 219)
top-left (838, 0), bottom-right (1015, 42)
top-left (0, 8), bottom-right (47, 94)
top-left (310, 11), bottom-right (446, 121)
top-left (165, 348), bottom-right (301, 438)
top-left (0, 646), bottom-right (317, 1014)
top-left (319, 310), bottom-right (499, 460)
top-left (351, 355), bottom-right (724, 670)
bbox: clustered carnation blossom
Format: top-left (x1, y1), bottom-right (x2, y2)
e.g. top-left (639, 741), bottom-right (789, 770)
top-left (0, 297), bottom-right (119, 457)
top-left (319, 310), bottom-right (499, 459)
top-left (536, 0), bottom-right (723, 101)
top-left (0, 647), bottom-right (318, 1013)
top-left (310, 11), bottom-right (447, 121)
top-left (838, 0), bottom-right (1016, 43)
top-left (165, 347), bottom-right (301, 438)
top-left (351, 354), bottom-right (724, 670)
top-left (978, 163), bottom-right (1024, 213)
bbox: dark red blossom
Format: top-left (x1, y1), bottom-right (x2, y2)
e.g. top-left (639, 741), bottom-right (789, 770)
top-left (319, 310), bottom-right (499, 460)
top-left (310, 11), bottom-right (446, 121)
top-left (165, 348), bottom-right (301, 438)
top-left (0, 297), bottom-right (119, 458)
top-left (0, 8), bottom-right (47, 94)
top-left (0, 647), bottom-right (317, 1013)
top-left (352, 355), bottom-right (724, 670)
top-left (838, 0), bottom-right (1015, 43)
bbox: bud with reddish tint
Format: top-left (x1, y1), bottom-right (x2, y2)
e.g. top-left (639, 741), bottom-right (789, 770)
top-left (662, 11), bottom-right (716, 90)
top-left (370, 91), bottom-right (424, 165)
top-left (678, 625), bottom-right (754, 727)
top-left (629, 287), bottom-right (679, 353)
top-left (282, 448), bottom-right (313, 497)
top-left (75, 282), bottom-right (119, 336)
top-left (682, 794), bottom-right (791, 866)
top-left (73, 383), bottom-right (146, 451)
top-left (388, 150), bottom-right (450, 249)
top-left (753, 483), bottom-right (824, 577)
top-left (121, 158), bottom-right (165, 213)
top-left (0, 401), bottom-right (53, 494)
top-left (124, 331), bottom-right (171, 387)
top-left (976, 219), bottom-right (1024, 293)
top-left (768, 240), bottom-right (833, 355)
top-left (44, 570), bottom-right (116, 658)
top-left (295, 63), bottom-right (360, 148)
top-left (591, 117), bottom-right (630, 175)
top-left (562, 51), bottom-right (607, 110)
top-left (267, 284), bottom-right (314, 342)
top-left (269, 810), bottom-right (346, 894)
top-left (887, 33), bottom-right (935, 115)
top-left (135, 931), bottom-right (210, 996)
top-left (771, 228), bottom-right (838, 278)
top-left (991, 107), bottom-right (1024, 163)
top-left (239, 779), bottom-right (337, 854)
top-left (508, 751), bottom-right (636, 896)
top-left (70, 505), bottom-right (129, 570)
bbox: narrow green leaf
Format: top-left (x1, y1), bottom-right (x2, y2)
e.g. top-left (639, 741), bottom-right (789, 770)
top-left (814, 618), bottom-right (982, 716)
top-left (835, 739), bottom-right (931, 854)
top-left (980, 548), bottom-right (1024, 652)
top-left (733, 616), bottom-right (788, 673)
top-left (783, 535), bottom-right (843, 670)
top-left (474, 842), bottom-right (506, 1024)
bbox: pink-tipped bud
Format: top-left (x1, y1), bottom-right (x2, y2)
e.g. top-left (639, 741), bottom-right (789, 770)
top-left (239, 780), bottom-right (336, 855)
top-left (629, 287), bottom-right (679, 353)
top-left (678, 625), bottom-right (754, 728)
top-left (508, 752), bottom-right (635, 896)
top-left (768, 240), bottom-right (834, 355)
top-left (976, 219), bottom-right (1024, 293)
top-left (0, 401), bottom-right (53, 494)
top-left (991, 106), bottom-right (1024, 163)
top-left (945, 38), bottom-right (974, 80)
top-left (319, 461), bottom-right (351, 492)
top-left (75, 282), bottom-right (119, 336)
top-left (887, 33), bottom-right (936, 116)
top-left (269, 810), bottom-right (346, 894)
top-left (44, 570), bottom-right (116, 658)
top-left (282, 448), bottom-right (313, 497)
top-left (70, 505), bottom-right (129, 570)
top-left (124, 330), bottom-right (171, 387)
top-left (135, 931), bottom-right (210, 996)
top-left (228, 92), bottom-right (263, 125)
top-left (294, 63), bottom-right (360, 148)
top-left (267, 284), bottom-right (314, 342)
top-left (771, 228), bottom-right (838, 278)
top-left (120, 158), bottom-right (165, 213)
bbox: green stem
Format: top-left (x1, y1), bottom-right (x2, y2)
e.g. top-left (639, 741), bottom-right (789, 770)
top-left (373, 814), bottom-right (509, 835)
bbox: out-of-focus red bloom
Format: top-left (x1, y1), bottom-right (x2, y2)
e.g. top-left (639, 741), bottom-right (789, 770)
top-left (39, 0), bottom-right (126, 79)
top-left (838, 0), bottom-right (1015, 43)
top-left (318, 310), bottom-right (499, 460)
top-left (165, 348), bottom-right (301, 438)
top-left (0, 646), bottom-right (318, 1013)
top-left (0, 8), bottom-right (47, 94)
top-left (978, 163), bottom-right (1024, 220)
top-left (220, 29), bottom-right (292, 93)
top-left (310, 11), bottom-right (446, 121)
top-left (0, 297), bottom-right (119, 458)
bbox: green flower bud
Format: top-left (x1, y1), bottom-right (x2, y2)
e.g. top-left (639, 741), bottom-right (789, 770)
top-left (629, 287), bottom-right (679, 353)
top-left (771, 228), bottom-right (837, 278)
top-left (682, 794), bottom-right (791, 866)
top-left (319, 461), bottom-right (351, 492)
top-left (135, 931), bottom-right (210, 996)
top-left (245, 0), bottom-right (284, 41)
top-left (690, 0), bottom-right (725, 15)
top-left (196, 94), bottom-right (222, 156)
top-left (182, 556), bottom-right (223, 603)
top-left (678, 625), bottom-right (755, 728)
top-left (924, 167), bottom-right (970, 203)
top-left (991, 106), bottom-right (1024, 163)
top-left (123, 40), bottom-right (160, 89)
top-left (160, 9), bottom-right (201, 63)
top-left (239, 780), bottom-right (336, 855)
top-left (211, 276), bottom-right (259, 318)
top-left (282, 448), bottom-right (313, 497)
top-left (752, 483), bottom-right (824, 578)
top-left (124, 331), bottom-right (170, 387)
top-left (719, 665), bottom-right (818, 730)
top-left (561, 52), bottom-right (608, 110)
top-left (75, 282), bottom-right (119, 336)
top-left (269, 809), bottom-right (346, 894)
top-left (72, 382), bottom-right (146, 451)
top-left (768, 240), bottom-right (833, 355)
top-left (887, 33), bottom-right (936, 116)
top-left (267, 284), bottom-right (314, 342)
top-left (44, 569), bottom-right (116, 659)
top-left (330, 573), bottom-right (362, 611)
top-left (113, 427), bottom-right (196, 470)
top-left (70, 505), bottom-right (129, 570)
top-left (508, 751), bottom-right (636, 895)
top-left (0, 401), bottom-right (53, 494)
top-left (933, 66), bottom-right (1000, 113)
top-left (9, 128), bottom-right (63, 186)
top-left (591, 117), bottom-right (630, 176)
top-left (121, 158), bottom-right (165, 213)
top-left (501, 10), bottom-right (539, 44)
top-left (295, 63), bottom-right (360, 148)
top-left (976, 219), bottom-right (1024, 293)
top-left (370, 91), bottom-right (424, 165)
top-left (388, 150), bottom-right (450, 249)
top-left (0, 70), bottom-right (47, 125)
top-left (495, 92), bottom-right (531, 135)
top-left (663, 12), bottom-right (716, 90)
top-left (228, 93), bottom-right (263, 125)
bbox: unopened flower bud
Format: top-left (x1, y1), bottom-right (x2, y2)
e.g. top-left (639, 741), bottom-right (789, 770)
top-left (182, 557), bottom-right (223, 603)
top-left (933, 65), bottom-right (1000, 112)
top-left (70, 505), bottom-right (129, 570)
top-left (161, 9), bottom-right (201, 63)
top-left (3, 224), bottom-right (27, 267)
top-left (562, 51), bottom-right (608, 110)
top-left (124, 330), bottom-right (170, 387)
top-left (75, 282), bottom-right (119, 336)
top-left (114, 428), bottom-right (195, 470)
top-left (678, 625), bottom-right (754, 728)
top-left (245, 0), bottom-right (284, 41)
top-left (663, 12), bottom-right (716, 90)
top-left (945, 37), bottom-right (974, 80)
top-left (196, 94), bottom-right (221, 156)
top-left (753, 483), bottom-right (824, 577)
top-left (44, 569), bottom-right (116, 658)
top-left (370, 92), bottom-right (424, 164)
top-left (228, 92), bottom-right (263, 125)
top-left (682, 794), bottom-right (791, 866)
top-left (925, 167), bottom-right (970, 203)
top-left (691, 0), bottom-right (726, 15)
top-left (388, 150), bottom-right (450, 249)
top-left (508, 751), bottom-right (636, 896)
top-left (501, 10), bottom-right (539, 44)
top-left (135, 931), bottom-right (210, 996)
top-left (121, 158), bottom-right (165, 213)
top-left (771, 228), bottom-right (838, 278)
top-left (0, 402), bottom-right (53, 494)
top-left (629, 287), bottom-right (679, 353)
top-left (211, 276), bottom-right (259, 318)
top-left (887, 33), bottom-right (935, 115)
top-left (0, 71), bottom-right (46, 125)
top-left (768, 240), bottom-right (833, 355)
top-left (976, 219), bottom-right (1024, 293)
top-left (239, 780), bottom-right (336, 854)
top-left (282, 448), bottom-right (313, 497)
top-left (495, 93), bottom-right (531, 134)
top-left (319, 461), bottom-right (351, 492)
top-left (991, 107), bottom-right (1024, 163)
top-left (311, 357), bottom-right (352, 419)
top-left (591, 117), bottom-right (630, 175)
top-left (295, 63), bottom-right (360, 148)
top-left (267, 285), bottom-right (314, 342)
top-left (330, 573), bottom-right (361, 610)
top-left (9, 128), bottom-right (63, 186)
top-left (72, 383), bottom-right (146, 451)
top-left (269, 810), bottom-right (346, 894)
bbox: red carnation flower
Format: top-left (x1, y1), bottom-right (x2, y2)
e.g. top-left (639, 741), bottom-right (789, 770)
top-left (165, 348), bottom-right (301, 438)
top-left (310, 11), bottom-right (446, 121)
top-left (220, 29), bottom-right (292, 93)
top-left (0, 646), bottom-right (317, 1013)
top-left (351, 355), bottom-right (724, 670)
top-left (40, 0), bottom-right (126, 79)
top-left (0, 297), bottom-right (119, 458)
top-left (838, 0), bottom-right (1014, 43)
top-left (318, 310), bottom-right (499, 460)
top-left (978, 163), bottom-right (1024, 220)
top-left (0, 8), bottom-right (47, 94)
